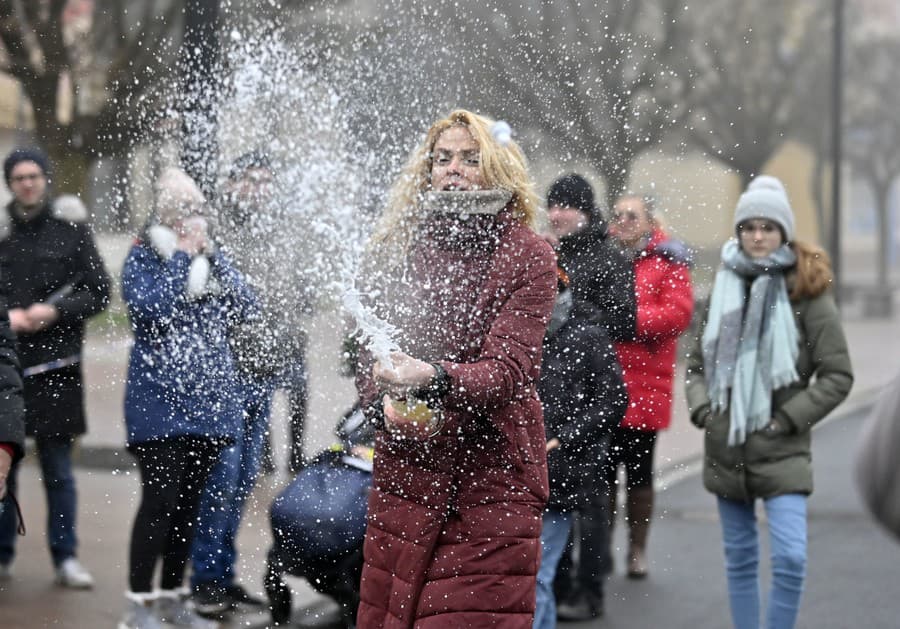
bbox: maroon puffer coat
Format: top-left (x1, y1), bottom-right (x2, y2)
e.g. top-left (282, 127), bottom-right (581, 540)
top-left (356, 209), bottom-right (557, 628)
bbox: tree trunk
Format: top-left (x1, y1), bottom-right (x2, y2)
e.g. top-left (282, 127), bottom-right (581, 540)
top-left (874, 180), bottom-right (891, 290)
top-left (601, 161), bottom-right (632, 214)
top-left (737, 167), bottom-right (754, 191)
top-left (180, 0), bottom-right (221, 195)
top-left (810, 152), bottom-right (830, 247)
top-left (46, 147), bottom-right (89, 198)
top-left (19, 71), bottom-right (92, 198)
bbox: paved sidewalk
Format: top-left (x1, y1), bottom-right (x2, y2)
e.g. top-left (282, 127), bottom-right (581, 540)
top-left (0, 464), bottom-right (337, 629)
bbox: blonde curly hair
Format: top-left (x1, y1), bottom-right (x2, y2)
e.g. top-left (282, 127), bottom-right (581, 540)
top-left (367, 109), bottom-right (540, 265)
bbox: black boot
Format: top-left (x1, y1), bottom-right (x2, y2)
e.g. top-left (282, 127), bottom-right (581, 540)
top-left (557, 590), bottom-right (604, 622)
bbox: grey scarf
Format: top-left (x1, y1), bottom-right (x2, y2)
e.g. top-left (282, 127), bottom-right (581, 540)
top-left (702, 240), bottom-right (800, 446)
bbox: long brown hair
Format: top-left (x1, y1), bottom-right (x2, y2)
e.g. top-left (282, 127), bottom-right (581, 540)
top-left (789, 240), bottom-right (833, 300)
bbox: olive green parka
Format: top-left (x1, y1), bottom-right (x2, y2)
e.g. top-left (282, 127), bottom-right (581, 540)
top-left (685, 283), bottom-right (853, 501)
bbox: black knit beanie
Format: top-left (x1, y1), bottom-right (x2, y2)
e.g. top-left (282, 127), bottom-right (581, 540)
top-left (547, 174), bottom-right (599, 224)
top-left (4, 147), bottom-right (50, 185)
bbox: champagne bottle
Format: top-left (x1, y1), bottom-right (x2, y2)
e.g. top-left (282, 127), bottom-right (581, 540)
top-left (385, 396), bottom-right (442, 438)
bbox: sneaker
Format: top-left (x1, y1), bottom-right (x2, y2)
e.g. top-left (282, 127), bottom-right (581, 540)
top-left (224, 582), bottom-right (265, 607)
top-left (118, 598), bottom-right (163, 629)
top-left (55, 558), bottom-right (94, 589)
top-left (157, 592), bottom-right (220, 628)
top-left (0, 562), bottom-right (11, 581)
top-left (192, 582), bottom-right (231, 617)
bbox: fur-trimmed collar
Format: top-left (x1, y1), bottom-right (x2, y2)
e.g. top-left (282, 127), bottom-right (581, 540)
top-left (0, 197), bottom-right (89, 241)
top-left (146, 224), bottom-right (178, 260)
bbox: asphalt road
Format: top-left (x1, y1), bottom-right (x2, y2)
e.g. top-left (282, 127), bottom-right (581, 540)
top-left (564, 404), bottom-right (900, 629)
top-left (2, 402), bottom-right (897, 629)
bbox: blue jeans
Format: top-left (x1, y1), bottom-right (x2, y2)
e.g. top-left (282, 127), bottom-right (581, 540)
top-left (534, 510), bottom-right (574, 629)
top-left (0, 436), bottom-right (77, 566)
top-left (190, 377), bottom-right (274, 588)
top-left (717, 494), bottom-right (807, 629)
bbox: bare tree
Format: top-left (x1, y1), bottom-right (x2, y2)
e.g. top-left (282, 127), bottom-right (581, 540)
top-left (443, 0), bottom-right (690, 209)
top-left (0, 0), bottom-right (184, 195)
top-left (845, 36), bottom-right (900, 300)
top-left (682, 0), bottom-right (831, 188)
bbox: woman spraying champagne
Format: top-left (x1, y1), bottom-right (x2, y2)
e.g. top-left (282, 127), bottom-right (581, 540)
top-left (355, 109), bottom-right (556, 627)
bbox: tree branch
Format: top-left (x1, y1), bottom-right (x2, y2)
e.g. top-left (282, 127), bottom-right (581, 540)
top-left (0, 0), bottom-right (33, 79)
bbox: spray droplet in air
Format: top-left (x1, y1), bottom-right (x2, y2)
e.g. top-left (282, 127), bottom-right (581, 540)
top-left (491, 120), bottom-right (512, 146)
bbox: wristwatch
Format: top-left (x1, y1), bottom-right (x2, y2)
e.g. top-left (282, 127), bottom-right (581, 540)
top-left (411, 362), bottom-right (451, 408)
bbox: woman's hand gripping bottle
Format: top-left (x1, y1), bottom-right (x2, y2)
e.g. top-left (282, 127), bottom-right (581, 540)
top-left (383, 394), bottom-right (444, 440)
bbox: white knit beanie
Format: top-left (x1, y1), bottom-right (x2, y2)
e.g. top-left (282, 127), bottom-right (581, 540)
top-left (734, 176), bottom-right (795, 242)
top-left (155, 167), bottom-right (205, 226)
top-left (746, 175), bottom-right (788, 197)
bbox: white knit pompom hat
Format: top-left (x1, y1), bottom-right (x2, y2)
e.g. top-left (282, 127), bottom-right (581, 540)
top-left (734, 175), bottom-right (795, 242)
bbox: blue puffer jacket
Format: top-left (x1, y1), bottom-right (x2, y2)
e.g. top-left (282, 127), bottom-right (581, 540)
top-left (122, 227), bottom-right (258, 447)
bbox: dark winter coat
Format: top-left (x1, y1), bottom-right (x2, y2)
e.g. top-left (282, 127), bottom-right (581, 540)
top-left (121, 231), bottom-right (258, 447)
top-left (555, 222), bottom-right (636, 342)
top-left (0, 201), bottom-right (110, 437)
top-left (686, 284), bottom-right (853, 501)
top-left (356, 209), bottom-right (557, 628)
top-left (615, 229), bottom-right (693, 432)
top-left (0, 290), bottom-right (24, 463)
top-left (540, 295), bottom-right (627, 512)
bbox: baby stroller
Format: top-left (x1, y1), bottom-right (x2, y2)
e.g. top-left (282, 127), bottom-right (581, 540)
top-left (265, 404), bottom-right (374, 627)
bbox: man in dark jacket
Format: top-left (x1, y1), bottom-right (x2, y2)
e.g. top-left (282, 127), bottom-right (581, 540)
top-left (545, 174), bottom-right (636, 620)
top-left (0, 148), bottom-right (110, 588)
top-left (535, 273), bottom-right (628, 627)
top-left (546, 174), bottom-right (636, 341)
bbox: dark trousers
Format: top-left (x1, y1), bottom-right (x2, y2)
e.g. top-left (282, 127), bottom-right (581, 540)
top-left (0, 435), bottom-right (77, 567)
top-left (554, 474), bottom-right (611, 602)
top-left (263, 355), bottom-right (308, 473)
top-left (191, 377), bottom-right (275, 588)
top-left (127, 437), bottom-right (222, 593)
top-left (603, 427), bottom-right (658, 490)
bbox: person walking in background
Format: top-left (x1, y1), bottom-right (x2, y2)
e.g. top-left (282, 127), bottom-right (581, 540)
top-left (0, 148), bottom-right (110, 589)
top-left (218, 152), bottom-right (311, 477)
top-left (0, 285), bottom-right (25, 518)
top-left (686, 176), bottom-right (853, 629)
top-left (533, 269), bottom-right (628, 628)
top-left (190, 151), bottom-right (310, 616)
top-left (118, 167), bottom-right (257, 629)
top-left (543, 174), bottom-right (635, 621)
top-left (607, 193), bottom-right (693, 579)
top-left (355, 109), bottom-right (556, 627)
top-left (856, 370), bottom-right (900, 543)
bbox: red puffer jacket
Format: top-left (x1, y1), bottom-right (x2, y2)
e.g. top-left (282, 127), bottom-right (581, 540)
top-left (356, 210), bottom-right (556, 628)
top-left (615, 229), bottom-right (693, 432)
